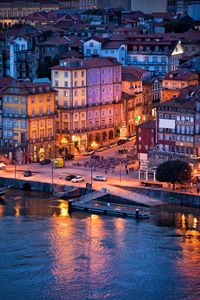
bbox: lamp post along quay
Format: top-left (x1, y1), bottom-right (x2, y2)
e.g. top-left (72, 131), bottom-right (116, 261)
top-left (13, 158), bottom-right (17, 180)
top-left (51, 160), bottom-right (54, 193)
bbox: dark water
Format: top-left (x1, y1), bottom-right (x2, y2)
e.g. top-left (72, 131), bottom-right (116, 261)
top-left (0, 190), bottom-right (200, 300)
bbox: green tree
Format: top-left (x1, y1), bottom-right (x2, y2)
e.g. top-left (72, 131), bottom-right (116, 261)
top-left (156, 160), bottom-right (192, 189)
top-left (164, 20), bottom-right (192, 33)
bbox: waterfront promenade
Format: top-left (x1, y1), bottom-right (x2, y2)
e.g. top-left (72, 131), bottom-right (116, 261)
top-left (1, 158), bottom-right (200, 208)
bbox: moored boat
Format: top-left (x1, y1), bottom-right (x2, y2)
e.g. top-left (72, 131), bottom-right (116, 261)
top-left (0, 186), bottom-right (12, 196)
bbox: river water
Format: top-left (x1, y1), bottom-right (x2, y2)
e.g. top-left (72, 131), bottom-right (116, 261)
top-left (0, 190), bottom-right (200, 300)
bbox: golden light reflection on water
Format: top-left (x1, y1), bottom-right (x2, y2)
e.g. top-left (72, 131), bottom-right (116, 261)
top-left (14, 203), bottom-right (20, 217)
top-left (114, 217), bottom-right (125, 234)
top-left (49, 211), bottom-right (125, 285)
top-left (181, 214), bottom-right (186, 230)
top-left (193, 218), bottom-right (198, 229)
top-left (0, 205), bottom-right (4, 217)
top-left (175, 212), bottom-right (200, 297)
top-left (52, 200), bottom-right (69, 219)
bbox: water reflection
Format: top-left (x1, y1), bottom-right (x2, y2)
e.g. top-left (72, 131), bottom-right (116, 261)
top-left (153, 205), bottom-right (200, 232)
top-left (1, 190), bottom-right (200, 299)
top-left (52, 200), bottom-right (70, 219)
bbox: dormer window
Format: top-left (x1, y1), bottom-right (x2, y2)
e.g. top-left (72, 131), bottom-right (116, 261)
top-left (32, 88), bottom-right (35, 93)
top-left (155, 46), bottom-right (159, 52)
top-left (46, 86), bottom-right (50, 91)
top-left (39, 87), bottom-right (43, 93)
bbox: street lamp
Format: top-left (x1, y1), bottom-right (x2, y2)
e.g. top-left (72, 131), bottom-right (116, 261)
top-left (13, 158), bottom-right (17, 180)
top-left (51, 160), bottom-right (54, 194)
top-left (91, 141), bottom-right (98, 150)
top-left (120, 160), bottom-right (122, 182)
top-left (91, 165), bottom-right (94, 185)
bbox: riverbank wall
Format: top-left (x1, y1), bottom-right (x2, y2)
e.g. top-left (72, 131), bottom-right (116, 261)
top-left (113, 185), bottom-right (200, 208)
top-left (2, 177), bottom-right (200, 208)
top-left (0, 177), bottom-right (90, 197)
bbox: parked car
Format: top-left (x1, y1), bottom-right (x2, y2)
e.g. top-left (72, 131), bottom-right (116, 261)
top-left (0, 162), bottom-right (6, 170)
top-left (108, 142), bottom-right (118, 148)
top-left (96, 146), bottom-right (107, 152)
top-left (71, 176), bottom-right (84, 183)
top-left (39, 159), bottom-right (51, 165)
top-left (127, 135), bottom-right (135, 141)
top-left (65, 174), bottom-right (76, 181)
top-left (24, 170), bottom-right (32, 177)
top-left (65, 154), bottom-right (74, 160)
top-left (84, 150), bottom-right (94, 156)
top-left (117, 139), bottom-right (127, 145)
top-left (93, 175), bottom-right (107, 182)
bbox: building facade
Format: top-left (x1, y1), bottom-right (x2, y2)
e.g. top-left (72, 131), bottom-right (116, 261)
top-left (162, 70), bottom-right (198, 102)
top-left (156, 96), bottom-right (195, 155)
top-left (0, 1), bottom-right (59, 29)
top-left (1, 81), bottom-right (56, 162)
top-left (51, 57), bottom-right (122, 155)
top-left (84, 35), bottom-right (184, 76)
top-left (126, 36), bottom-right (183, 76)
top-left (136, 120), bottom-right (156, 154)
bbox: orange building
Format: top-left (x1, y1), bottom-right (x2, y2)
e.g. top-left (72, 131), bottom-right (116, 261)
top-left (1, 81), bottom-right (56, 163)
top-left (162, 70), bottom-right (198, 103)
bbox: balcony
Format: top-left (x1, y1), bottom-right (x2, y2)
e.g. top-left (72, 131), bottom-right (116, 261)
top-left (29, 136), bottom-right (55, 143)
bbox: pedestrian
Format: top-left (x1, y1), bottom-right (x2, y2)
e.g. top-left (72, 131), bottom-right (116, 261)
top-left (126, 169), bottom-right (128, 175)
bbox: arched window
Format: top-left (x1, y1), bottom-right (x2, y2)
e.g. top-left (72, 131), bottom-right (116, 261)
top-left (102, 131), bottom-right (107, 142)
top-left (109, 130), bottom-right (114, 140)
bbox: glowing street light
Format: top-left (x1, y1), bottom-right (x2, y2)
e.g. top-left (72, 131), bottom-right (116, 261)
top-left (91, 141), bottom-right (98, 149)
top-left (61, 138), bottom-right (68, 145)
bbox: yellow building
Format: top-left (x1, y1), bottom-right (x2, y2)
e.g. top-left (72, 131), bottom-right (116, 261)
top-left (0, 1), bottom-right (59, 29)
top-left (2, 81), bottom-right (56, 163)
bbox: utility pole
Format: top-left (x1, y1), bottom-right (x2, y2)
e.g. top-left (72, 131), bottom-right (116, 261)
top-left (51, 161), bottom-right (54, 194)
top-left (91, 165), bottom-right (93, 185)
top-left (120, 161), bottom-right (122, 182)
top-left (15, 159), bottom-right (16, 180)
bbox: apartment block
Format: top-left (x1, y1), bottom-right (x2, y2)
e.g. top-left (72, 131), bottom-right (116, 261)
top-left (1, 81), bottom-right (56, 162)
top-left (51, 57), bottom-right (122, 155)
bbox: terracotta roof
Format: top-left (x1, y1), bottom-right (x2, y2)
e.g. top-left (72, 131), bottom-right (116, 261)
top-left (158, 96), bottom-right (195, 109)
top-left (0, 77), bottom-right (15, 89)
top-left (52, 57), bottom-right (121, 70)
top-left (39, 36), bottom-right (70, 46)
top-left (122, 66), bottom-right (146, 81)
top-left (151, 12), bottom-right (172, 19)
top-left (163, 70), bottom-right (198, 81)
top-left (2, 81), bottom-right (55, 95)
top-left (137, 120), bottom-right (156, 129)
top-left (59, 50), bottom-right (82, 58)
top-left (102, 41), bottom-right (124, 49)
top-left (122, 92), bottom-right (134, 100)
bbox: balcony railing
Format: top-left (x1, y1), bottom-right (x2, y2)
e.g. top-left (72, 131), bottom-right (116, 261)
top-left (57, 101), bottom-right (121, 110)
top-left (29, 136), bottom-right (55, 143)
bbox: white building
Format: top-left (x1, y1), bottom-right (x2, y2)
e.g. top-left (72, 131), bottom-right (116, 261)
top-left (10, 36), bottom-right (28, 78)
top-left (126, 36), bottom-right (184, 76)
top-left (84, 35), bottom-right (184, 76)
top-left (84, 38), bottom-right (127, 65)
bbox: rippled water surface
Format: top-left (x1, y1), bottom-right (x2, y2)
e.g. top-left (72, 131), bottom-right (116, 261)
top-left (0, 190), bottom-right (200, 300)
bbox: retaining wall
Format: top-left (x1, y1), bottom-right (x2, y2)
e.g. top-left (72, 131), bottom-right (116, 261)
top-left (114, 185), bottom-right (200, 208)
